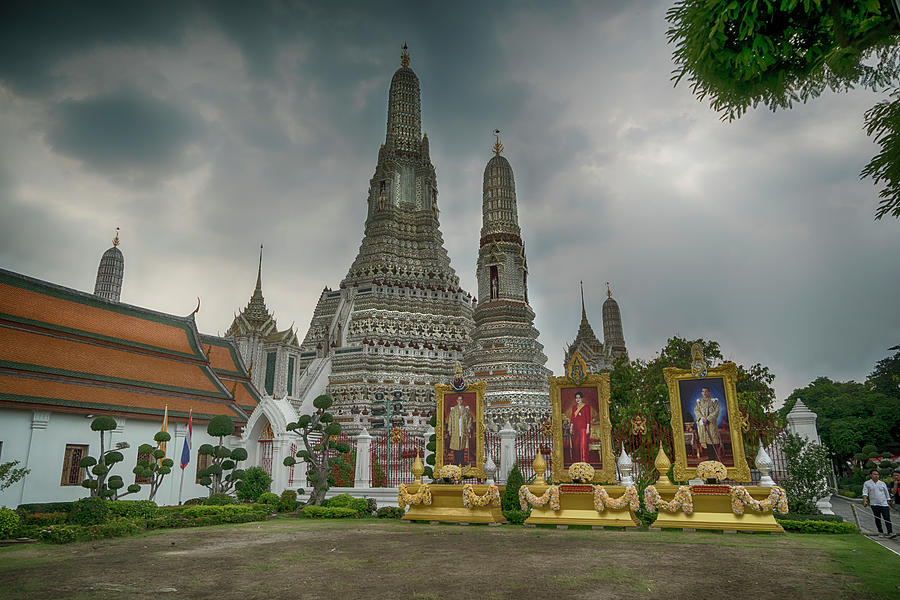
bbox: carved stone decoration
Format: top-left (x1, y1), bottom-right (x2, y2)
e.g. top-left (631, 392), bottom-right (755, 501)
top-left (755, 445), bottom-right (775, 487)
top-left (617, 444), bottom-right (634, 486)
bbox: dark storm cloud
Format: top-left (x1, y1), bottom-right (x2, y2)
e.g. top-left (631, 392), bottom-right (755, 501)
top-left (47, 89), bottom-right (202, 175)
top-left (0, 0), bottom-right (897, 404)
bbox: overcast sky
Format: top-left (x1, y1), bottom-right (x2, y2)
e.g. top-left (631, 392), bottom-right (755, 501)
top-left (1, 1), bottom-right (898, 404)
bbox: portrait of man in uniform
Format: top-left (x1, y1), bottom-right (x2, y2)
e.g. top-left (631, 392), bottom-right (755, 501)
top-left (678, 377), bottom-right (732, 467)
top-left (445, 393), bottom-right (475, 466)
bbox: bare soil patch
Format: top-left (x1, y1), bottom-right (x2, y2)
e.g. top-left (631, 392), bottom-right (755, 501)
top-left (0, 519), bottom-right (890, 600)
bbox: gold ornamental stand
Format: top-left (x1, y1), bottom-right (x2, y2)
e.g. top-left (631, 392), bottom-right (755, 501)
top-left (522, 452), bottom-right (639, 529)
top-left (402, 482), bottom-right (506, 524)
top-left (401, 453), bottom-right (506, 524)
top-left (649, 448), bottom-right (784, 533)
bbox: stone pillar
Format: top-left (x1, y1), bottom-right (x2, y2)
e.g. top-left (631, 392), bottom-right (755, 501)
top-left (498, 421), bottom-right (517, 484)
top-left (786, 400), bottom-right (833, 515)
top-left (18, 411), bottom-right (50, 505)
top-left (354, 428), bottom-right (373, 488)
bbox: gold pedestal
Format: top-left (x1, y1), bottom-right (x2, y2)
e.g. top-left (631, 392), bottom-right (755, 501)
top-left (524, 485), bottom-right (640, 528)
top-left (402, 483), bottom-right (506, 523)
top-left (651, 485), bottom-right (784, 532)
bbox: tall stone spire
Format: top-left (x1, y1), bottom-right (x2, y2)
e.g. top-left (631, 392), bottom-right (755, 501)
top-left (93, 227), bottom-right (124, 302)
top-left (297, 46), bottom-right (474, 425)
top-left (602, 282), bottom-right (627, 360)
top-left (565, 283), bottom-right (605, 373)
top-left (465, 133), bottom-right (550, 427)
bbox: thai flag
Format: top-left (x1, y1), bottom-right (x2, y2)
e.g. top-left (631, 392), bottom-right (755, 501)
top-left (180, 409), bottom-right (192, 470)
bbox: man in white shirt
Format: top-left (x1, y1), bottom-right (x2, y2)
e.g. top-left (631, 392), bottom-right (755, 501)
top-left (862, 469), bottom-right (894, 537)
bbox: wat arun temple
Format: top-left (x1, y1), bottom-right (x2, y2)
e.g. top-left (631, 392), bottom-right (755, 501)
top-left (226, 46), bottom-right (626, 432)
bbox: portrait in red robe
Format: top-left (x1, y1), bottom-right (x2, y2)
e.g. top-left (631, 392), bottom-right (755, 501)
top-left (570, 393), bottom-right (591, 463)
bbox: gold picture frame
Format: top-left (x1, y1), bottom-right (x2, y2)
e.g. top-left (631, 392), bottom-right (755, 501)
top-left (434, 381), bottom-right (487, 479)
top-left (664, 362), bottom-right (751, 482)
top-left (549, 372), bottom-right (615, 484)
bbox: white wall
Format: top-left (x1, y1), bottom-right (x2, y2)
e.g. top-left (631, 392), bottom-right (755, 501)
top-left (0, 407), bottom-right (242, 508)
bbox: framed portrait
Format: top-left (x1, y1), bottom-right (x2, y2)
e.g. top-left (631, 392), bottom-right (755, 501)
top-left (664, 362), bottom-right (750, 482)
top-left (434, 381), bottom-right (486, 479)
top-left (549, 372), bottom-right (615, 483)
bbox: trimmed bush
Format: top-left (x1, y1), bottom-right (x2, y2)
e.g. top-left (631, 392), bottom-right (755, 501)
top-left (257, 492), bottom-right (280, 509)
top-left (778, 520), bottom-right (858, 534)
top-left (69, 496), bottom-right (109, 525)
top-left (179, 504), bottom-right (258, 518)
top-left (183, 497), bottom-right (206, 506)
top-left (16, 502), bottom-right (73, 515)
top-left (502, 464), bottom-right (525, 512)
top-left (236, 466), bottom-right (272, 503)
top-left (37, 518), bottom-right (145, 544)
top-left (205, 493), bottom-right (237, 505)
top-left (24, 512), bottom-right (68, 527)
top-left (775, 513), bottom-right (844, 523)
top-left (107, 500), bottom-right (158, 519)
top-left (376, 506), bottom-right (404, 519)
top-left (0, 507), bottom-right (20, 538)
top-left (501, 509), bottom-right (530, 525)
top-left (324, 494), bottom-right (370, 516)
top-left (366, 497), bottom-right (378, 515)
top-left (301, 505), bottom-right (358, 519)
top-left (278, 490), bottom-right (298, 512)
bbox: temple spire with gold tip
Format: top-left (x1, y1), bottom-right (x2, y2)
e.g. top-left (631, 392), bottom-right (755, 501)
top-left (400, 42), bottom-right (410, 68)
top-left (93, 227), bottom-right (124, 302)
top-left (492, 129), bottom-right (504, 156)
top-left (602, 282), bottom-right (627, 361)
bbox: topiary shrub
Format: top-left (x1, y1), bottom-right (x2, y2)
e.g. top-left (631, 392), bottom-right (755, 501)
top-left (284, 394), bottom-right (347, 506)
top-left (16, 502), bottom-right (73, 515)
top-left (132, 430), bottom-right (175, 502)
top-left (69, 496), bottom-right (109, 525)
top-left (205, 493), bottom-right (237, 505)
top-left (502, 509), bottom-right (530, 525)
top-left (236, 466), bottom-right (272, 503)
top-left (376, 506), bottom-right (404, 519)
top-left (24, 512), bottom-right (68, 527)
top-left (501, 464), bottom-right (531, 524)
top-left (301, 505), bottom-right (358, 519)
top-left (323, 493), bottom-right (370, 516)
top-left (278, 490), bottom-right (298, 512)
top-left (183, 497), bottom-right (206, 506)
top-left (777, 520), bottom-right (858, 534)
top-left (366, 497), bottom-right (378, 515)
top-left (197, 416), bottom-right (247, 496)
top-left (79, 416), bottom-right (139, 499)
top-left (0, 507), bottom-right (20, 538)
top-left (107, 500), bottom-right (158, 519)
top-left (257, 492), bottom-right (280, 509)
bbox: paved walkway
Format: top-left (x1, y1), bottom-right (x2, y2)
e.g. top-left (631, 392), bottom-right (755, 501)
top-left (830, 495), bottom-right (899, 556)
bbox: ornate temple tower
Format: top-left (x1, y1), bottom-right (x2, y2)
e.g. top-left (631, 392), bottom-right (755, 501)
top-left (602, 283), bottom-right (627, 361)
top-left (564, 282), bottom-right (627, 373)
top-left (297, 45), bottom-right (475, 428)
top-left (464, 134), bottom-right (551, 430)
top-left (93, 228), bottom-right (124, 302)
top-left (226, 246), bottom-right (301, 401)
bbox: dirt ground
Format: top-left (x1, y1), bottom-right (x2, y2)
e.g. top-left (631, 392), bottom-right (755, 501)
top-left (0, 519), bottom-right (895, 600)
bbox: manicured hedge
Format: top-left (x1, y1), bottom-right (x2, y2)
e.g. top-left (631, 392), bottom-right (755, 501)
top-left (301, 506), bottom-right (358, 519)
top-left (778, 520), bottom-right (858, 534)
top-left (23, 512), bottom-right (68, 526)
top-left (376, 506), bottom-right (404, 519)
top-left (324, 494), bottom-right (371, 516)
top-left (107, 500), bottom-right (159, 519)
top-left (775, 513), bottom-right (844, 523)
top-left (144, 510), bottom-right (268, 530)
top-left (35, 518), bottom-right (145, 544)
top-left (16, 502), bottom-right (74, 515)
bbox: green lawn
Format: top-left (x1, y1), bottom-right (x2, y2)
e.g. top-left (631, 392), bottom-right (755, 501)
top-left (1, 519), bottom-right (897, 599)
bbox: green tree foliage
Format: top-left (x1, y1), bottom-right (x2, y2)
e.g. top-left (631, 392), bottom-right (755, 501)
top-left (132, 430), bottom-right (174, 502)
top-left (79, 417), bottom-right (141, 500)
top-left (781, 347), bottom-right (900, 471)
top-left (781, 432), bottom-right (831, 514)
top-left (666, 0), bottom-right (900, 219)
top-left (0, 460), bottom-right (30, 491)
top-left (0, 507), bottom-right (20, 538)
top-left (610, 336), bottom-right (778, 464)
top-left (283, 394), bottom-right (348, 506)
top-left (196, 416), bottom-right (247, 496)
top-left (236, 466), bottom-right (272, 503)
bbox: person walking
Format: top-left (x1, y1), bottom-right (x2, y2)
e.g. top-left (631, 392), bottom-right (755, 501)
top-left (862, 469), bottom-right (894, 538)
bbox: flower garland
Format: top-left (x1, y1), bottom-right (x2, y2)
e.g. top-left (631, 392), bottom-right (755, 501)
top-left (462, 483), bottom-right (500, 508)
top-left (696, 460), bottom-right (728, 482)
top-left (568, 462), bottom-right (595, 482)
top-left (730, 485), bottom-right (788, 515)
top-left (437, 464), bottom-right (462, 482)
top-left (644, 485), bottom-right (694, 515)
top-left (519, 485), bottom-right (561, 511)
top-left (398, 483), bottom-right (432, 508)
top-left (592, 485), bottom-right (640, 512)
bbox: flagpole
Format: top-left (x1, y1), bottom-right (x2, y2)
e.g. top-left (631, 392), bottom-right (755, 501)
top-left (178, 464), bottom-right (186, 505)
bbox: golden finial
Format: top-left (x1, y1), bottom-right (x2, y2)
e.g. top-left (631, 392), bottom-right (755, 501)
top-left (400, 43), bottom-right (410, 68)
top-left (492, 129), bottom-right (503, 156)
top-left (607, 281), bottom-right (612, 298)
top-left (411, 450), bottom-right (424, 483)
top-left (654, 444), bottom-right (672, 486)
top-left (533, 450), bottom-right (547, 485)
top-left (112, 227), bottom-right (120, 247)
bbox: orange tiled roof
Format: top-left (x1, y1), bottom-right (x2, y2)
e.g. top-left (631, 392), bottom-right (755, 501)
top-left (0, 270), bottom-right (202, 359)
top-left (0, 269), bottom-right (250, 422)
top-left (0, 327), bottom-right (226, 398)
top-left (0, 373), bottom-right (246, 421)
top-left (200, 335), bottom-right (248, 377)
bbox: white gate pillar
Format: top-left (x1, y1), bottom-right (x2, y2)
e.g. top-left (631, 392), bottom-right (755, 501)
top-left (498, 421), bottom-right (517, 484)
top-left (354, 428), bottom-right (373, 488)
top-left (786, 400), bottom-right (833, 515)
